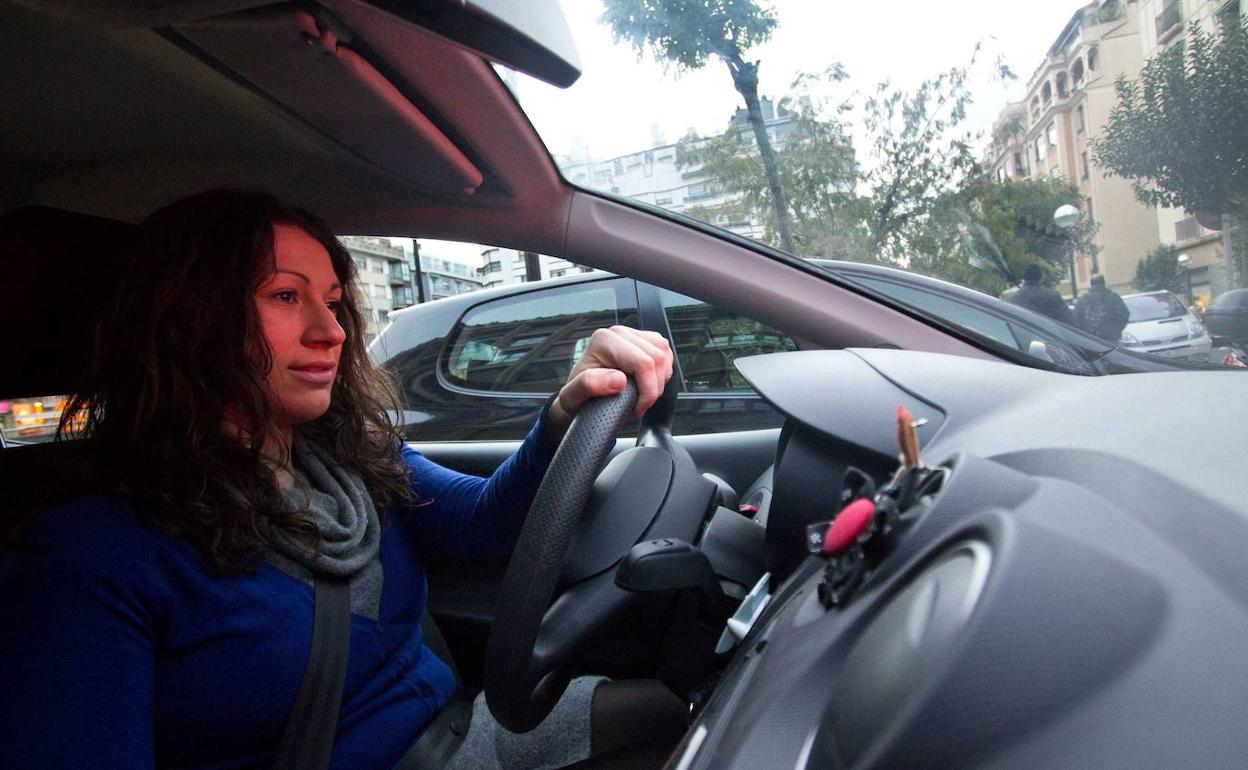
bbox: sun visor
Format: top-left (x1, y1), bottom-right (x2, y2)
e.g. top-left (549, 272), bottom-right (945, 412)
top-left (174, 8), bottom-right (483, 197)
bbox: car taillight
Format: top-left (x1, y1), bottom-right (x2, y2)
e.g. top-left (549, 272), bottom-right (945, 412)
top-left (1223, 351), bottom-right (1248, 368)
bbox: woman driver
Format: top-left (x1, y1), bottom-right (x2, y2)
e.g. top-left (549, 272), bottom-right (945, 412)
top-left (0, 189), bottom-right (682, 768)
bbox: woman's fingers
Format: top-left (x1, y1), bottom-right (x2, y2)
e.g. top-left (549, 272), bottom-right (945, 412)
top-left (560, 326), bottom-right (674, 417)
top-left (593, 326), bottom-right (673, 416)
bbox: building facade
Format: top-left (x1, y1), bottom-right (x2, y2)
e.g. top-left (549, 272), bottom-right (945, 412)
top-left (986, 0), bottom-right (1242, 302)
top-left (478, 247), bottom-right (597, 289)
top-left (417, 249), bottom-right (485, 301)
top-left (557, 99), bottom-right (801, 243)
top-left (339, 236), bottom-right (416, 343)
top-left (986, 0), bottom-right (1161, 296)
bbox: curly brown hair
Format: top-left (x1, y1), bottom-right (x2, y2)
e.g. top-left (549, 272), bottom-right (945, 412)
top-left (60, 189), bottom-right (411, 571)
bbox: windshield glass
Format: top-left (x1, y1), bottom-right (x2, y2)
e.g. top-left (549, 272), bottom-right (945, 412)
top-left (508, 0), bottom-right (1247, 372)
top-left (1125, 292), bottom-right (1187, 321)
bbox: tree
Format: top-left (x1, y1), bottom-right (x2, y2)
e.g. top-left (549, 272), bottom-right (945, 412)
top-left (907, 177), bottom-right (1098, 295)
top-left (601, 0), bottom-right (798, 252)
top-left (1133, 244), bottom-right (1184, 294)
top-left (676, 65), bottom-right (864, 257)
top-left (860, 47), bottom-right (1014, 260)
top-left (1093, 20), bottom-right (1248, 287)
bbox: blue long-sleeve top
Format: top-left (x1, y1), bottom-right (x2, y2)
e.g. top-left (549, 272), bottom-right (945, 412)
top-left (0, 417), bottom-right (558, 770)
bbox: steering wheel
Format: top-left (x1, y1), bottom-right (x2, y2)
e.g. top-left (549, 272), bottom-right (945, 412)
top-left (484, 378), bottom-right (703, 733)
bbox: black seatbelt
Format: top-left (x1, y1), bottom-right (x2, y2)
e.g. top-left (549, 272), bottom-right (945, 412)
top-left (274, 577), bottom-right (351, 770)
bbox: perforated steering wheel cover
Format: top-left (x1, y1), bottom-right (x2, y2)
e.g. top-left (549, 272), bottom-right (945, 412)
top-left (484, 381), bottom-right (638, 733)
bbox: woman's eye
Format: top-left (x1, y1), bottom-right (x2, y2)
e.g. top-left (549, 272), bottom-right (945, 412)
top-left (272, 290), bottom-right (297, 303)
top-left (327, 300), bottom-right (343, 313)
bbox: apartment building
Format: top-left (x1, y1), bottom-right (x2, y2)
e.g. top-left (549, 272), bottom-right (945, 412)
top-left (987, 0), bottom-right (1161, 296)
top-left (478, 247), bottom-right (597, 289)
top-left (417, 250), bottom-right (485, 300)
top-left (1137, 0), bottom-right (1242, 304)
top-left (558, 98), bottom-right (801, 243)
top-left (339, 236), bottom-right (415, 343)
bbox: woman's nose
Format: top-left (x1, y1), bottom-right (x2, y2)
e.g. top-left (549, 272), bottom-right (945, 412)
top-left (305, 302), bottom-right (347, 347)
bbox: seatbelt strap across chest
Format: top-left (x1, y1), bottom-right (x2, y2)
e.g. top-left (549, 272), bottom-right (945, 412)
top-left (273, 576), bottom-right (351, 770)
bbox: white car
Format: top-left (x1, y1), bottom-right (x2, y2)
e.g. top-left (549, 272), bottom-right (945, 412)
top-left (1121, 290), bottom-right (1213, 360)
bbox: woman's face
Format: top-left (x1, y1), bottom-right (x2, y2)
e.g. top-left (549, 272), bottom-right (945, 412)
top-left (254, 223), bottom-right (347, 436)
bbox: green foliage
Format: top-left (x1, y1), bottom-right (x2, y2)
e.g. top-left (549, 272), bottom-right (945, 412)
top-left (858, 45), bottom-right (1015, 262)
top-left (677, 64), bottom-right (863, 257)
top-left (1093, 20), bottom-right (1248, 219)
top-left (1133, 244), bottom-right (1184, 293)
top-left (1089, 0), bottom-right (1124, 25)
top-left (910, 178), bottom-right (1097, 295)
top-left (599, 0), bottom-right (777, 72)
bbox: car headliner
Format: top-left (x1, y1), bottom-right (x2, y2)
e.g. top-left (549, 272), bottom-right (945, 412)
top-left (1, 0), bottom-right (993, 393)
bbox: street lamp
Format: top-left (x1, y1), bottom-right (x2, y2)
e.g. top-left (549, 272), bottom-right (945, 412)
top-left (1177, 252), bottom-right (1193, 304)
top-left (1054, 204), bottom-right (1081, 300)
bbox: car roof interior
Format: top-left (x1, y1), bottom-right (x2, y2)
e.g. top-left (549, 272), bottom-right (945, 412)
top-left (1, 0), bottom-right (994, 412)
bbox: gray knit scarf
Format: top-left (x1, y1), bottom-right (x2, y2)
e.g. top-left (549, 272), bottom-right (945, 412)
top-left (264, 433), bottom-right (384, 619)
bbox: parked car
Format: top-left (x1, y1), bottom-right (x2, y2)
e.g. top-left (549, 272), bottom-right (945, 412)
top-left (372, 260), bottom-right (1226, 444)
top-left (1120, 290), bottom-right (1213, 360)
top-left (811, 260), bottom-right (1227, 375)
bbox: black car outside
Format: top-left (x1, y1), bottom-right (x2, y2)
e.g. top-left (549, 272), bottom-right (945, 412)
top-left (370, 273), bottom-right (795, 441)
top-left (371, 260), bottom-right (1222, 444)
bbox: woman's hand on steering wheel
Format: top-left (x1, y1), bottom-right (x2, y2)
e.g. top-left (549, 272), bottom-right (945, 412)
top-left (546, 326), bottom-right (673, 435)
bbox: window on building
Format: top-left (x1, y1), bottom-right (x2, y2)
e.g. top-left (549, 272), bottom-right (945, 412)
top-left (1013, 152), bottom-right (1026, 177)
top-left (1034, 136), bottom-right (1045, 163)
top-left (1080, 152), bottom-right (1090, 180)
top-left (550, 269), bottom-right (567, 278)
top-left (1075, 105), bottom-right (1086, 133)
top-left (353, 257), bottom-right (366, 272)
top-left (580, 266), bottom-right (595, 274)
top-left (1085, 197), bottom-right (1094, 223)
top-left (658, 290), bottom-right (797, 393)
top-left (655, 195), bottom-right (672, 206)
top-left (483, 260), bottom-right (501, 273)
top-left (1045, 121), bottom-right (1057, 149)
top-left (1087, 46), bottom-right (1099, 71)
top-left (687, 182), bottom-right (712, 201)
top-left (441, 279), bottom-right (638, 393)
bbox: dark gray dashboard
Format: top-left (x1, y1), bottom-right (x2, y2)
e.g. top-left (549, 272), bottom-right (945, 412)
top-left (676, 349), bottom-right (1248, 768)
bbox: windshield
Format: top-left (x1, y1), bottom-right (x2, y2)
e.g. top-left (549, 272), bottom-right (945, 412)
top-left (1125, 292), bottom-right (1187, 321)
top-left (508, 0), bottom-right (1247, 372)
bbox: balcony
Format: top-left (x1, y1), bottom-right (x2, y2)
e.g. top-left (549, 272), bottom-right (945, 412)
top-left (1156, 1), bottom-right (1182, 44)
top-left (388, 263), bottom-right (411, 285)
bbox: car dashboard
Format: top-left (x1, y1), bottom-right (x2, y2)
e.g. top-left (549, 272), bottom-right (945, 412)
top-left (677, 349), bottom-right (1248, 768)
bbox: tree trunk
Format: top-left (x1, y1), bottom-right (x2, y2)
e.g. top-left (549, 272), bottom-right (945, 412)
top-left (727, 60), bottom-right (795, 253)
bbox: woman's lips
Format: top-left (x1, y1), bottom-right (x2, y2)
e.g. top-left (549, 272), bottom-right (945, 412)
top-left (289, 363), bottom-right (336, 384)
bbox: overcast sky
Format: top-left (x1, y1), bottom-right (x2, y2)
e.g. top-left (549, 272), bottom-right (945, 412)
top-left (519, 0), bottom-right (1085, 159)
top-left (420, 0), bottom-right (1090, 266)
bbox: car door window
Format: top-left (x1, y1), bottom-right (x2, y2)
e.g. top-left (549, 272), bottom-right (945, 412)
top-left (442, 278), bottom-right (638, 394)
top-left (658, 289), bottom-right (797, 392)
